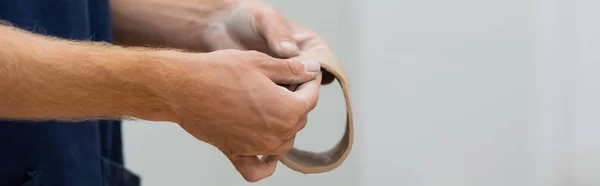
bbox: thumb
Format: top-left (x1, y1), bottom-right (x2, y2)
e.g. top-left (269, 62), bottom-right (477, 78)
top-left (227, 154), bottom-right (280, 182)
top-left (261, 58), bottom-right (321, 85)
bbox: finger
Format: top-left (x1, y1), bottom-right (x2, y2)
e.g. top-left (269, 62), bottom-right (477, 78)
top-left (227, 154), bottom-right (279, 182)
top-left (269, 116), bottom-right (305, 153)
top-left (255, 7), bottom-right (299, 58)
top-left (265, 134), bottom-right (298, 155)
top-left (295, 115), bottom-right (309, 133)
top-left (259, 57), bottom-right (321, 85)
top-left (292, 72), bottom-right (323, 112)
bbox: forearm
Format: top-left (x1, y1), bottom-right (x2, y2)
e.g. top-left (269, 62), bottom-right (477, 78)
top-left (0, 25), bottom-right (173, 121)
top-left (110, 0), bottom-right (230, 51)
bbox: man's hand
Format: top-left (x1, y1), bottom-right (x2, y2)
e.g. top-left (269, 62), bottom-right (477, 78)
top-left (200, 0), bottom-right (335, 84)
top-left (0, 24), bottom-right (321, 182)
top-left (111, 0), bottom-right (335, 84)
top-left (149, 49), bottom-right (322, 182)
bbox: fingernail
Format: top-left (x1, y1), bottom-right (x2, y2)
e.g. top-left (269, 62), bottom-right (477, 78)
top-left (302, 60), bottom-right (320, 72)
top-left (279, 41), bottom-right (298, 52)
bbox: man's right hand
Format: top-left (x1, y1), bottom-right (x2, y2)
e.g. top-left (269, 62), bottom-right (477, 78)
top-left (0, 24), bottom-right (319, 182)
top-left (146, 49), bottom-right (322, 182)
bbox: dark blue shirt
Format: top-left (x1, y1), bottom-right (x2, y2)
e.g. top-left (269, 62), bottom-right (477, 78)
top-left (0, 1), bottom-right (140, 186)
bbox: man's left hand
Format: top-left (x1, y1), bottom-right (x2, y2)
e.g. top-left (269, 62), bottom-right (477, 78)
top-left (111, 0), bottom-right (335, 84)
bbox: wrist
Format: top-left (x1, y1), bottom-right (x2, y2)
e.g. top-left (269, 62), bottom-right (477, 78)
top-left (118, 50), bottom-right (182, 122)
top-left (127, 50), bottom-right (211, 123)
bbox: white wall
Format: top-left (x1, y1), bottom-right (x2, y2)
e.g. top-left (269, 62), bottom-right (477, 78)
top-left (124, 0), bottom-right (600, 186)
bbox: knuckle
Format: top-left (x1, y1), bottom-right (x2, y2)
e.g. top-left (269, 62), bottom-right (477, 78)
top-left (264, 140), bottom-right (280, 152)
top-left (246, 51), bottom-right (272, 69)
top-left (281, 115), bottom-right (302, 134)
top-left (268, 106), bottom-right (304, 138)
top-left (283, 115), bottom-right (300, 129)
top-left (269, 119), bottom-right (295, 139)
top-left (286, 59), bottom-right (304, 75)
top-left (278, 142), bottom-right (294, 154)
top-left (296, 117), bottom-right (308, 131)
top-left (254, 9), bottom-right (267, 25)
top-left (260, 136), bottom-right (280, 149)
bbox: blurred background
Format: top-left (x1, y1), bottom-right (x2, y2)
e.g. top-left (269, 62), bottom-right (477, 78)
top-left (122, 0), bottom-right (600, 185)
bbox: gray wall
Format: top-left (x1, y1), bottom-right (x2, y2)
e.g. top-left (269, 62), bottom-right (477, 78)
top-left (354, 0), bottom-right (533, 185)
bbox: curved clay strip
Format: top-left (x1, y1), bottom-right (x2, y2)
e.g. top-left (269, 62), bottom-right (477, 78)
top-left (279, 50), bottom-right (354, 174)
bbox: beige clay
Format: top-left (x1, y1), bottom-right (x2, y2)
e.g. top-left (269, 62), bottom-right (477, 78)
top-left (280, 50), bottom-right (354, 174)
